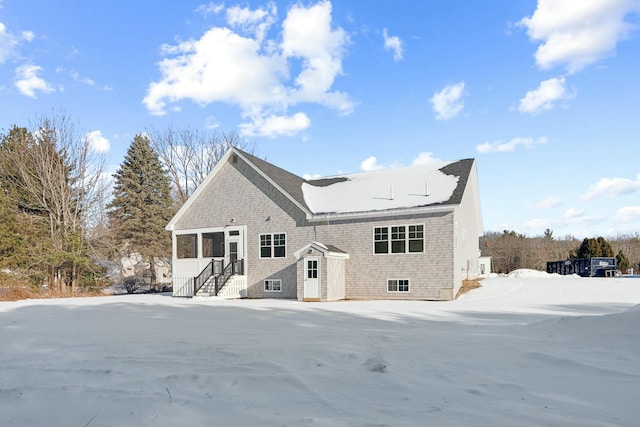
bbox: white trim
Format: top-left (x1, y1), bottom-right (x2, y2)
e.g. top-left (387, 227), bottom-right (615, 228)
top-left (387, 278), bottom-right (410, 293)
top-left (166, 149), bottom-right (235, 231)
top-left (307, 204), bottom-right (455, 222)
top-left (264, 279), bottom-right (282, 292)
top-left (258, 232), bottom-right (287, 259)
top-left (293, 241), bottom-right (350, 259)
top-left (372, 224), bottom-right (425, 255)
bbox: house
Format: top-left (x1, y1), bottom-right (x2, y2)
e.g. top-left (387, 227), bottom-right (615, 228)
top-left (165, 147), bottom-right (483, 301)
top-left (479, 256), bottom-right (492, 278)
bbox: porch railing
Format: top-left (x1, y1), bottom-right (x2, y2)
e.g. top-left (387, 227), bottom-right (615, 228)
top-left (193, 259), bottom-right (223, 295)
top-left (214, 259), bottom-right (244, 295)
top-left (185, 258), bottom-right (243, 297)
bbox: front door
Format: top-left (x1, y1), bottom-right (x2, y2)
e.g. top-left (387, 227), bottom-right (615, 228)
top-left (303, 257), bottom-right (320, 301)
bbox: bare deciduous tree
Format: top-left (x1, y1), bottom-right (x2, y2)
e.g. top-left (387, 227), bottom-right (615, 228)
top-left (146, 126), bottom-right (254, 206)
top-left (0, 112), bottom-right (106, 292)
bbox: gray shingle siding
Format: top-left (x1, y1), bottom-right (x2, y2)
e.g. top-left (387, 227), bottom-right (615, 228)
top-left (170, 149), bottom-right (480, 301)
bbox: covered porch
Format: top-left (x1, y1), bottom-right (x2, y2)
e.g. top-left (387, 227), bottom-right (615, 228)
top-left (171, 225), bottom-right (247, 298)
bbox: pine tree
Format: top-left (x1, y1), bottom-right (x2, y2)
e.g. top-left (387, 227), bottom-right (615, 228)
top-left (107, 134), bottom-right (174, 288)
top-left (616, 250), bottom-right (629, 272)
top-left (575, 236), bottom-right (614, 258)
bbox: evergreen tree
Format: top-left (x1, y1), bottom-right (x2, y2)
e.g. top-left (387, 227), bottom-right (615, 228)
top-left (0, 121), bottom-right (102, 292)
top-left (575, 236), bottom-right (614, 258)
top-left (616, 250), bottom-right (629, 272)
top-left (107, 134), bottom-right (174, 288)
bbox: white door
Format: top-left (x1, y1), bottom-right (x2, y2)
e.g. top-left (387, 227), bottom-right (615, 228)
top-left (226, 229), bottom-right (244, 273)
top-left (303, 257), bottom-right (320, 300)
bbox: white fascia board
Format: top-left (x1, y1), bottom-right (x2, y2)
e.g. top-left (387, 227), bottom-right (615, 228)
top-left (165, 148), bottom-right (235, 231)
top-left (306, 204), bottom-right (456, 223)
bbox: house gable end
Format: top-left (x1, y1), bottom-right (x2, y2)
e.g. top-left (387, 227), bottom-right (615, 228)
top-left (166, 147), bottom-right (312, 231)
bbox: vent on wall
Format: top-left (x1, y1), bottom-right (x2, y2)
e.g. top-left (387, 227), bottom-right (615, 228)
top-left (232, 154), bottom-right (238, 164)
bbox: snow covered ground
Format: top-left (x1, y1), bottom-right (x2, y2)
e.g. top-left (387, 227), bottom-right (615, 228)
top-left (1, 270), bottom-right (639, 426)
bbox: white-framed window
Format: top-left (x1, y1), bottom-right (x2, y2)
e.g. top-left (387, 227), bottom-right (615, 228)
top-left (387, 279), bottom-right (410, 293)
top-left (259, 233), bottom-right (286, 258)
top-left (374, 225), bottom-right (424, 254)
top-left (264, 279), bottom-right (282, 292)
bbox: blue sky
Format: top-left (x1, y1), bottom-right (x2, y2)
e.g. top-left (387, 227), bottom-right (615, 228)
top-left (1, 0), bottom-right (639, 239)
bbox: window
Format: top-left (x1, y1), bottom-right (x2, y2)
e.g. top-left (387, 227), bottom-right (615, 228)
top-left (374, 225), bottom-right (424, 254)
top-left (264, 279), bottom-right (282, 292)
top-left (202, 232), bottom-right (224, 258)
top-left (307, 259), bottom-right (318, 279)
top-left (273, 233), bottom-right (286, 258)
top-left (260, 234), bottom-right (272, 258)
top-left (177, 234), bottom-right (197, 259)
top-left (388, 279), bottom-right (410, 293)
top-left (391, 226), bottom-right (406, 253)
top-left (408, 225), bottom-right (424, 253)
top-left (374, 227), bottom-right (389, 254)
top-left (260, 233), bottom-right (286, 258)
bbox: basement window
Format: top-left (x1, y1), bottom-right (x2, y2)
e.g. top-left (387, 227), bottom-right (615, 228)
top-left (264, 279), bottom-right (282, 292)
top-left (387, 279), bottom-right (410, 293)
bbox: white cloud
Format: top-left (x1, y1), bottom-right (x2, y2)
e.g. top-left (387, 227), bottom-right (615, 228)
top-left (14, 64), bottom-right (55, 98)
top-left (360, 156), bottom-right (384, 172)
top-left (303, 173), bottom-right (322, 180)
top-left (145, 0), bottom-right (352, 138)
top-left (382, 28), bottom-right (403, 61)
top-left (70, 71), bottom-right (95, 86)
top-left (0, 22), bottom-right (18, 64)
top-left (226, 2), bottom-right (277, 43)
top-left (534, 196), bottom-right (561, 209)
top-left (238, 112), bottom-right (311, 137)
top-left (580, 173), bottom-right (640, 201)
top-left (412, 152), bottom-right (441, 165)
top-left (194, 2), bottom-right (224, 16)
top-left (518, 77), bottom-right (573, 113)
top-left (519, 0), bottom-right (640, 73)
top-left (615, 206), bottom-right (640, 222)
top-left (85, 130), bottom-right (110, 153)
top-left (430, 82), bottom-right (465, 120)
top-left (476, 136), bottom-right (548, 154)
top-left (563, 208), bottom-right (583, 219)
top-left (21, 30), bottom-right (34, 42)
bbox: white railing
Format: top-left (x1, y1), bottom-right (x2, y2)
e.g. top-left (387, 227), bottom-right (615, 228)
top-left (219, 275), bottom-right (248, 298)
top-left (172, 277), bottom-right (194, 297)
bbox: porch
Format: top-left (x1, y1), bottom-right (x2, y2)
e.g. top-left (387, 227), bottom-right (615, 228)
top-left (173, 258), bottom-right (247, 298)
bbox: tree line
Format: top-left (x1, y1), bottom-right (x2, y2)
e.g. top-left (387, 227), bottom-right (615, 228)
top-left (0, 111), bottom-right (252, 295)
top-left (483, 229), bottom-right (640, 274)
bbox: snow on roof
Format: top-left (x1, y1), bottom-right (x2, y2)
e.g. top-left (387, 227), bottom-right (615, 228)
top-left (301, 161), bottom-right (460, 214)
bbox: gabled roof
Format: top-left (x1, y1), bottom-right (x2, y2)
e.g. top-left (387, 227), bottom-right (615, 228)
top-left (293, 241), bottom-right (350, 259)
top-left (167, 146), bottom-right (476, 230)
top-left (235, 149), bottom-right (312, 212)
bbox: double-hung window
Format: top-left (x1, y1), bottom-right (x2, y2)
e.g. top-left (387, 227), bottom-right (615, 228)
top-left (374, 225), bottom-right (424, 254)
top-left (260, 233), bottom-right (286, 258)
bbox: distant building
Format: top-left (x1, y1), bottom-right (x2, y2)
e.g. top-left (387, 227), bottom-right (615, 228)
top-left (546, 257), bottom-right (617, 277)
top-left (479, 256), bottom-right (492, 277)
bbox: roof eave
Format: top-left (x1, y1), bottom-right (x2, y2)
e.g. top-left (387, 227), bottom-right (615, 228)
top-left (307, 203), bottom-right (457, 223)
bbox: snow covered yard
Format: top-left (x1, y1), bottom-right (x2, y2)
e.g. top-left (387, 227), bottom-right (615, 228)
top-left (1, 272), bottom-right (639, 426)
